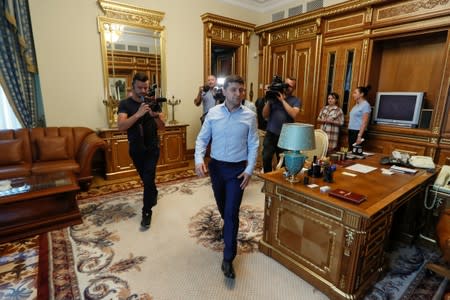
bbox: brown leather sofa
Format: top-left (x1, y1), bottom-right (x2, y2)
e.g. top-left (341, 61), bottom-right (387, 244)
top-left (0, 127), bottom-right (105, 189)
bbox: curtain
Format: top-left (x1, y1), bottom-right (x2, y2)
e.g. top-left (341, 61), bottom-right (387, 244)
top-left (0, 0), bottom-right (45, 127)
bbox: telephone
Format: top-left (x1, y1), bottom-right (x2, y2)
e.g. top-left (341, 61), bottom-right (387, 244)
top-left (425, 165), bottom-right (450, 210)
top-left (434, 165), bottom-right (450, 193)
top-left (409, 155), bottom-right (435, 169)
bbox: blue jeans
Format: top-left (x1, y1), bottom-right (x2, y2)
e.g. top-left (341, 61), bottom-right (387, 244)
top-left (208, 159), bottom-right (246, 262)
top-left (129, 145), bottom-right (160, 214)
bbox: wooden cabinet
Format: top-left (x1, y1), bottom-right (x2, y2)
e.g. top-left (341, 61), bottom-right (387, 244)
top-left (255, 0), bottom-right (450, 162)
top-left (319, 40), bottom-right (365, 118)
top-left (99, 124), bottom-right (189, 180)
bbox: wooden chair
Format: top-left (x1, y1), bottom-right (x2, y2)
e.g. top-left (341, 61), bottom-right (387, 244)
top-left (302, 129), bottom-right (329, 161)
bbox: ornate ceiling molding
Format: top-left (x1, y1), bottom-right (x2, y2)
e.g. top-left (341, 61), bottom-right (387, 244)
top-left (201, 13), bottom-right (256, 32)
top-left (98, 0), bottom-right (165, 30)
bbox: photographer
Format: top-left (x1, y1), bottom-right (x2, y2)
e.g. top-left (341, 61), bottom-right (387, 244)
top-left (262, 76), bottom-right (301, 173)
top-left (194, 74), bottom-right (217, 123)
top-left (117, 72), bottom-right (165, 230)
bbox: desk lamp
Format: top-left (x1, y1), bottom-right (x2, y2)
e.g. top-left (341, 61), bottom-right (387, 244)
top-left (277, 123), bottom-right (315, 183)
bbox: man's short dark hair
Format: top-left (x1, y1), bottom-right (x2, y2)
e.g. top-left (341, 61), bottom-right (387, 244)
top-left (224, 75), bottom-right (244, 89)
top-left (132, 72), bottom-right (149, 87)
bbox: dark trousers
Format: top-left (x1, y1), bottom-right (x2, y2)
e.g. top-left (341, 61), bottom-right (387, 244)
top-left (129, 145), bottom-right (160, 214)
top-left (348, 129), bottom-right (364, 151)
top-left (208, 159), bottom-right (246, 262)
top-left (262, 131), bottom-right (283, 173)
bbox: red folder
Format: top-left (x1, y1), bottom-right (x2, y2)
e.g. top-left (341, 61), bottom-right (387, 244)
top-left (328, 188), bottom-right (366, 204)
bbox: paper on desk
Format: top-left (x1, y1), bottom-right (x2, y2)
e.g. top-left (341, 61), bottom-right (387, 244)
top-left (345, 163), bottom-right (377, 174)
top-left (362, 152), bottom-right (375, 156)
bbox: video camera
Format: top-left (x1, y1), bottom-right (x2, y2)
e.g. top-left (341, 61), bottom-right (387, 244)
top-left (213, 86), bottom-right (225, 104)
top-left (143, 83), bottom-right (167, 112)
top-left (202, 84), bottom-right (210, 93)
top-left (265, 75), bottom-right (290, 102)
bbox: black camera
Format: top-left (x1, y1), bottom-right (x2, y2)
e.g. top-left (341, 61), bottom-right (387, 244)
top-left (265, 75), bottom-right (289, 102)
top-left (213, 86), bottom-right (225, 104)
top-left (202, 84), bottom-right (210, 93)
top-left (144, 84), bottom-right (167, 112)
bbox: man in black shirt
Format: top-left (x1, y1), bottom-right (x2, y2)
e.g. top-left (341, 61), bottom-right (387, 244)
top-left (117, 72), bottom-right (165, 230)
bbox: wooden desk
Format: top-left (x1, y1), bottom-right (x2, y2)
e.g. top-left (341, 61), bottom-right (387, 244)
top-left (259, 155), bottom-right (436, 299)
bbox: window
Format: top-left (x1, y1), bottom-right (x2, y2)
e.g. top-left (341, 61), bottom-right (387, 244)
top-left (0, 84), bottom-right (22, 129)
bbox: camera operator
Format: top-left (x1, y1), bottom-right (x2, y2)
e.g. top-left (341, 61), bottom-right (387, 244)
top-left (117, 72), bottom-right (166, 230)
top-left (194, 74), bottom-right (217, 123)
top-left (262, 76), bottom-right (300, 173)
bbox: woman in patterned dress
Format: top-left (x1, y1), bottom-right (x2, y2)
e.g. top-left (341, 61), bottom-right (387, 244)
top-left (317, 92), bottom-right (344, 152)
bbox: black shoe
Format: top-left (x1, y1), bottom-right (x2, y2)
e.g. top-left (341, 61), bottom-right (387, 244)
top-left (141, 212), bottom-right (152, 229)
top-left (221, 260), bottom-right (235, 279)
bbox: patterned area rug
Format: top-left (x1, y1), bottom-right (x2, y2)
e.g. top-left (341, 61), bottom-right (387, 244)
top-left (0, 175), bottom-right (448, 299)
top-left (364, 242), bottom-right (447, 299)
top-left (48, 176), bottom-right (328, 299)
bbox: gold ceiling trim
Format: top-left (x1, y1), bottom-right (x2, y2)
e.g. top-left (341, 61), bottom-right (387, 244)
top-left (255, 0), bottom-right (386, 34)
top-left (376, 0), bottom-right (450, 20)
top-left (201, 13), bottom-right (255, 31)
top-left (98, 0), bottom-right (165, 30)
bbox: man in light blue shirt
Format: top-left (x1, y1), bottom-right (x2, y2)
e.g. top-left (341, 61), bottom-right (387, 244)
top-left (194, 74), bottom-right (217, 123)
top-left (195, 75), bottom-right (259, 280)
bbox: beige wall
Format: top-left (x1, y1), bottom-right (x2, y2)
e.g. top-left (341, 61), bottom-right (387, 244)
top-left (28, 0), bottom-right (344, 149)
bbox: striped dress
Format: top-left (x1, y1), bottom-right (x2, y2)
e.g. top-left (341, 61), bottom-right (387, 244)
top-left (317, 105), bottom-right (344, 150)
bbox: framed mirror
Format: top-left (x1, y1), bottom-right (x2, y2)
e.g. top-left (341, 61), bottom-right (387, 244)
top-left (98, 0), bottom-right (166, 128)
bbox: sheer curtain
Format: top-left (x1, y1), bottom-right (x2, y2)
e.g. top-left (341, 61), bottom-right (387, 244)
top-left (0, 83), bottom-right (22, 129)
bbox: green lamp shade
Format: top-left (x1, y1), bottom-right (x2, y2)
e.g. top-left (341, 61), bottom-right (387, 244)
top-left (277, 123), bottom-right (315, 151)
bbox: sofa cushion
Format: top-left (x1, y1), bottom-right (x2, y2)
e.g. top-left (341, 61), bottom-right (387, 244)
top-left (32, 160), bottom-right (80, 175)
top-left (0, 140), bottom-right (23, 165)
top-left (37, 137), bottom-right (69, 161)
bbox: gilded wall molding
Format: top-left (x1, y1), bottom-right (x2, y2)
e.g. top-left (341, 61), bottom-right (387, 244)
top-left (98, 0), bottom-right (164, 30)
top-left (255, 0), bottom-right (386, 34)
top-left (376, 0), bottom-right (450, 20)
top-left (269, 23), bottom-right (318, 45)
top-left (201, 13), bottom-right (255, 32)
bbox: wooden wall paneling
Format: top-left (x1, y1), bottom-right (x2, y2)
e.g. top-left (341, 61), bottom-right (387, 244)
top-left (373, 32), bottom-right (447, 108)
top-left (256, 0), bottom-right (450, 161)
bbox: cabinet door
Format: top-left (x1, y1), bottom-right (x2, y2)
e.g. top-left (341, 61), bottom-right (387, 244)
top-left (318, 40), bottom-right (364, 117)
top-left (112, 138), bottom-right (135, 171)
top-left (292, 39), bottom-right (317, 123)
top-left (268, 44), bottom-right (291, 82)
top-left (162, 132), bottom-right (183, 164)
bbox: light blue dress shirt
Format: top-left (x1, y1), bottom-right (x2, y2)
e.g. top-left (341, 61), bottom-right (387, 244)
top-left (195, 103), bottom-right (259, 175)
